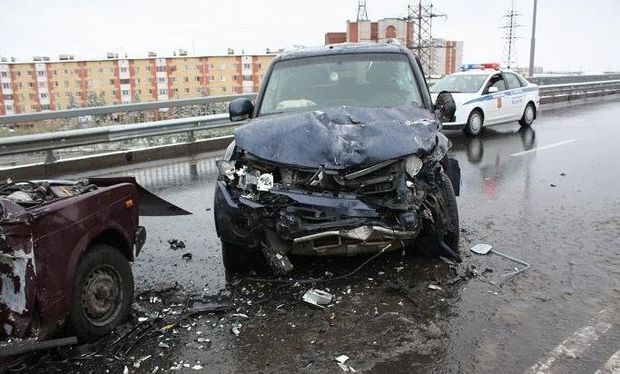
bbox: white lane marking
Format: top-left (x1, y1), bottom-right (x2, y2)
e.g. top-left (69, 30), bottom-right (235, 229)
top-left (595, 350), bottom-right (620, 374)
top-left (510, 139), bottom-right (577, 157)
top-left (526, 308), bottom-right (614, 374)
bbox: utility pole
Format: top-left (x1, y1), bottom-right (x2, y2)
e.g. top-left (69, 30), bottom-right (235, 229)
top-left (501, 2), bottom-right (522, 69)
top-left (408, 1), bottom-right (446, 76)
top-left (357, 0), bottom-right (369, 22)
top-left (528, 0), bottom-right (538, 77)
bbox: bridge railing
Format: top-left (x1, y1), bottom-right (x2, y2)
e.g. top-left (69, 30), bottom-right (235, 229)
top-left (0, 76), bottom-right (619, 167)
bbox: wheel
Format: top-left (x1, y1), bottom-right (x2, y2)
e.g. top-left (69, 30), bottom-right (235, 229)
top-left (69, 244), bottom-right (133, 342)
top-left (221, 241), bottom-right (260, 273)
top-left (436, 171), bottom-right (459, 252)
top-left (463, 109), bottom-right (484, 137)
top-left (519, 103), bottom-right (536, 127)
top-left (415, 171), bottom-right (460, 258)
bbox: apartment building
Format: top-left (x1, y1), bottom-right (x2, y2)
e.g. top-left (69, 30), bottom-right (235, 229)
top-left (0, 53), bottom-right (275, 115)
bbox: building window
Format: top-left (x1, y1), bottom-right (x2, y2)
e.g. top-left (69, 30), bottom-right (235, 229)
top-left (210, 75), bottom-right (215, 81)
top-left (258, 63), bottom-right (262, 69)
top-left (195, 77), bottom-right (200, 82)
top-left (243, 75), bottom-right (252, 81)
top-left (16, 71), bottom-right (21, 77)
top-left (136, 67), bottom-right (141, 73)
top-left (220, 64), bottom-right (226, 70)
top-left (184, 88), bottom-right (190, 94)
top-left (156, 66), bottom-right (166, 72)
top-left (39, 82), bottom-right (46, 88)
top-left (146, 66), bottom-right (151, 72)
top-left (3, 94), bottom-right (13, 100)
top-left (109, 79), bottom-right (115, 84)
top-left (157, 77), bottom-right (165, 83)
top-left (64, 81), bottom-right (69, 87)
top-left (0, 72), bottom-right (7, 77)
top-left (37, 70), bottom-right (45, 77)
top-left (174, 88), bottom-right (178, 94)
top-left (195, 65), bottom-right (201, 71)
top-left (1, 83), bottom-right (9, 89)
top-left (121, 89), bottom-right (130, 96)
top-left (120, 79), bottom-right (130, 84)
top-left (221, 87), bottom-right (226, 92)
top-left (148, 89), bottom-right (153, 94)
top-left (53, 70), bottom-right (58, 75)
top-left (75, 68), bottom-right (81, 74)
top-left (232, 75), bottom-right (237, 81)
top-left (243, 63), bottom-right (251, 69)
top-left (29, 93), bottom-right (35, 100)
top-left (185, 77), bottom-right (189, 83)
top-left (109, 68), bottom-right (114, 74)
top-left (137, 78), bottom-right (141, 83)
top-left (40, 93), bottom-right (47, 98)
top-left (75, 80), bottom-right (81, 85)
top-left (98, 68), bottom-right (104, 73)
top-left (146, 78), bottom-right (151, 83)
top-left (65, 92), bottom-right (71, 97)
top-left (221, 75), bottom-right (226, 81)
top-left (159, 88), bottom-right (167, 95)
top-left (138, 89), bottom-right (142, 95)
top-left (6, 104), bottom-right (12, 111)
top-left (183, 65), bottom-right (188, 71)
top-left (111, 91), bottom-right (116, 97)
top-left (28, 82), bottom-right (33, 88)
top-left (41, 104), bottom-right (50, 110)
top-left (171, 77), bottom-right (176, 83)
top-left (55, 81), bottom-right (59, 87)
top-left (120, 67), bottom-right (128, 73)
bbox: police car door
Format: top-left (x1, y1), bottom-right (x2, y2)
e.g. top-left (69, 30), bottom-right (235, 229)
top-left (482, 73), bottom-right (509, 124)
top-left (503, 72), bottom-right (525, 120)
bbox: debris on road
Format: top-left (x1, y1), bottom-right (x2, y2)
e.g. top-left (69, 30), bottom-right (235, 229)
top-left (470, 243), bottom-right (530, 277)
top-left (182, 252), bottom-right (193, 260)
top-left (335, 355), bottom-right (350, 364)
top-left (168, 239), bottom-right (186, 249)
top-left (428, 284), bottom-right (443, 291)
top-left (302, 289), bottom-right (334, 308)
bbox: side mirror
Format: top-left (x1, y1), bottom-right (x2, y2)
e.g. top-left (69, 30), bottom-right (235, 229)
top-left (434, 91), bottom-right (456, 122)
top-left (229, 98), bottom-right (254, 122)
top-left (488, 86), bottom-right (499, 93)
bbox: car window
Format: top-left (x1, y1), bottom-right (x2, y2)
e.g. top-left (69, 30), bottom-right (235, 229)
top-left (517, 74), bottom-right (530, 87)
top-left (485, 74), bottom-right (506, 93)
top-left (504, 73), bottom-right (522, 89)
top-left (259, 53), bottom-right (423, 116)
top-left (429, 74), bottom-right (488, 93)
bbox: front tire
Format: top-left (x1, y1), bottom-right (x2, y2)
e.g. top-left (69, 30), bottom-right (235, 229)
top-left (69, 244), bottom-right (133, 342)
top-left (464, 109), bottom-right (484, 137)
top-left (519, 103), bottom-right (536, 127)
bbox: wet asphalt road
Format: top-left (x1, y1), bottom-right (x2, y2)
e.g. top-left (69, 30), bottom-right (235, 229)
top-left (19, 99), bottom-right (620, 373)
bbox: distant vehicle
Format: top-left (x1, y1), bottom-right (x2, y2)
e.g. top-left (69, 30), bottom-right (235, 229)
top-left (430, 63), bottom-right (540, 136)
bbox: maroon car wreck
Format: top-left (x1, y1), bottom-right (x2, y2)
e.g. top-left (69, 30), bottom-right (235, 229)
top-left (0, 177), bottom-right (187, 357)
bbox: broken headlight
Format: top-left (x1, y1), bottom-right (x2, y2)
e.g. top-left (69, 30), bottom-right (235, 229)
top-left (404, 155), bottom-right (423, 178)
top-left (216, 160), bottom-right (237, 180)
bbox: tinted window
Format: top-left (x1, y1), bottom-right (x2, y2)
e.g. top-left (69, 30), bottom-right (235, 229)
top-left (259, 53), bottom-right (423, 115)
top-left (504, 73), bottom-right (522, 89)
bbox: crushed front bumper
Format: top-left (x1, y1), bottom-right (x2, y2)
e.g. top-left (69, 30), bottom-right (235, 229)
top-left (214, 181), bottom-right (423, 256)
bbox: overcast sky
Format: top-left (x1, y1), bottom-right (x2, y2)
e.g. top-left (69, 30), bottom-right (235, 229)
top-left (0, 0), bottom-right (618, 72)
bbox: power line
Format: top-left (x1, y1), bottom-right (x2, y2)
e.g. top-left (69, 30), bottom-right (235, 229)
top-left (407, 1), bottom-right (447, 75)
top-left (501, 1), bottom-right (522, 69)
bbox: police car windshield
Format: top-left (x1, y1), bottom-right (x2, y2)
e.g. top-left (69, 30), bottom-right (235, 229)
top-left (258, 53), bottom-right (423, 116)
top-left (430, 74), bottom-right (488, 94)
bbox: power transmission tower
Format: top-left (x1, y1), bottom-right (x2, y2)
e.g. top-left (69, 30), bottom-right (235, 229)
top-left (357, 0), bottom-right (369, 21)
top-left (407, 1), bottom-right (446, 76)
top-left (502, 2), bottom-right (522, 68)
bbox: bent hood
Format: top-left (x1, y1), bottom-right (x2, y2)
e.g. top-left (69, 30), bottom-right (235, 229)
top-left (234, 105), bottom-right (445, 169)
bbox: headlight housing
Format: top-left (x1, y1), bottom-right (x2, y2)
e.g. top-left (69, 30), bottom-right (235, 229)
top-left (404, 155), bottom-right (423, 177)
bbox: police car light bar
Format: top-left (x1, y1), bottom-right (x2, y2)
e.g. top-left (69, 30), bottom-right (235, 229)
top-left (460, 63), bottom-right (500, 71)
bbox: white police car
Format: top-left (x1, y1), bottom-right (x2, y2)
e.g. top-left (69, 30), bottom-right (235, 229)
top-left (430, 63), bottom-right (540, 137)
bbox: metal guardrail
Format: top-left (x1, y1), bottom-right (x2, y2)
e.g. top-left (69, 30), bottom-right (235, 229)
top-left (0, 93), bottom-right (254, 125)
top-left (528, 74), bottom-right (620, 86)
top-left (0, 77), bottom-right (619, 161)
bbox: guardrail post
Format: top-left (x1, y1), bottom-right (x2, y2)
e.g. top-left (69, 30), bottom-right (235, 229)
top-left (44, 150), bottom-right (57, 164)
top-left (187, 130), bottom-right (196, 143)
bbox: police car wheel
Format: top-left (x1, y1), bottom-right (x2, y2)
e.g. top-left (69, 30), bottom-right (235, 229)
top-left (464, 110), bottom-right (483, 137)
top-left (519, 103), bottom-right (535, 127)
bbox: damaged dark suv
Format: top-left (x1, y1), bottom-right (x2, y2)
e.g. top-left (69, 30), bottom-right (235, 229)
top-left (214, 43), bottom-right (460, 274)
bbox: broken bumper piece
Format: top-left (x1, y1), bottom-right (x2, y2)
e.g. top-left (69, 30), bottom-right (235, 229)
top-left (214, 182), bottom-right (422, 258)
